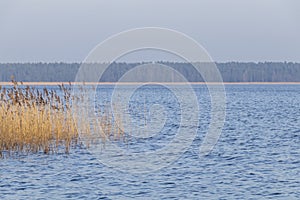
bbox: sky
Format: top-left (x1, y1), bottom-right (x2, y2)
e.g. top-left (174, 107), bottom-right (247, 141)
top-left (0, 0), bottom-right (299, 63)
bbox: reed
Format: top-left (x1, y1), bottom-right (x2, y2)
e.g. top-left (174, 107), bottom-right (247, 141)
top-left (0, 81), bottom-right (124, 158)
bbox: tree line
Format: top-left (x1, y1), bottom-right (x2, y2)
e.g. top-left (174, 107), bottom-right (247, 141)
top-left (0, 62), bottom-right (299, 82)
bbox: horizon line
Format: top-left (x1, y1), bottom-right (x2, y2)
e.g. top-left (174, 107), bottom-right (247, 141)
top-left (1, 81), bottom-right (300, 86)
top-left (1, 61), bottom-right (300, 64)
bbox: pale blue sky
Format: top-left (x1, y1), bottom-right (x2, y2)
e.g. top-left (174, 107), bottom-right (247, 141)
top-left (0, 0), bottom-right (299, 62)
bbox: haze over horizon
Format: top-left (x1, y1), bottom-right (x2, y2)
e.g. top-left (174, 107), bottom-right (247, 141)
top-left (0, 0), bottom-right (299, 63)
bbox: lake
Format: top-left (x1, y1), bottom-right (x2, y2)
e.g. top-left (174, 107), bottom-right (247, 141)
top-left (0, 84), bottom-right (299, 199)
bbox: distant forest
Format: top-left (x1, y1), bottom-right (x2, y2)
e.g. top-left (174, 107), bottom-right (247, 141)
top-left (0, 62), bottom-right (299, 82)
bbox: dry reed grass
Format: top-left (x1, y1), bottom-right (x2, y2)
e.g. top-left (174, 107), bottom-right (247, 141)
top-left (0, 81), bottom-right (126, 158)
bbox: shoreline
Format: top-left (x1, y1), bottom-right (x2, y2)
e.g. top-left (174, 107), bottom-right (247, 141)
top-left (1, 82), bottom-right (300, 86)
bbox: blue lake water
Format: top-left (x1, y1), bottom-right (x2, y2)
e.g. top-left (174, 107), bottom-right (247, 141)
top-left (0, 84), bottom-right (300, 199)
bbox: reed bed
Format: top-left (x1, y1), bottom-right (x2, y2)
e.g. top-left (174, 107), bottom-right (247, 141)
top-left (0, 81), bottom-right (126, 158)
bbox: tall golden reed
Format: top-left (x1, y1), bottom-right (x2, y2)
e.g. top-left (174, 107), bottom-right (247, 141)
top-left (0, 81), bottom-right (125, 158)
